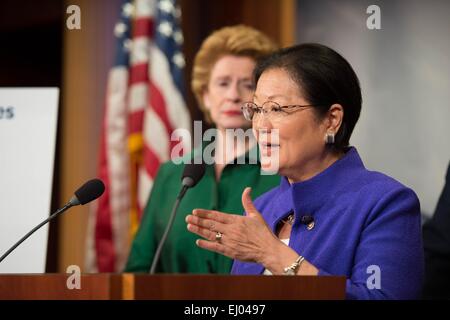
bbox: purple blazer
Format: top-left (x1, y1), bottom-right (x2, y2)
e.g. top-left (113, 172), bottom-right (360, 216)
top-left (231, 147), bottom-right (424, 299)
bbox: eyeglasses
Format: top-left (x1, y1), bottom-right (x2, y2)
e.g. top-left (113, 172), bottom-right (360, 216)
top-left (241, 101), bottom-right (316, 122)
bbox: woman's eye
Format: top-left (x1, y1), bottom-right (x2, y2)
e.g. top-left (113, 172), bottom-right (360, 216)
top-left (243, 83), bottom-right (254, 90)
top-left (217, 80), bottom-right (230, 87)
top-left (271, 106), bottom-right (283, 113)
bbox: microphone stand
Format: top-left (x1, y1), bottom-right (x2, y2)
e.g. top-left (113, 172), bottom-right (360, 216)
top-left (149, 185), bottom-right (189, 274)
top-left (0, 203), bottom-right (73, 264)
top-left (0, 179), bottom-right (104, 266)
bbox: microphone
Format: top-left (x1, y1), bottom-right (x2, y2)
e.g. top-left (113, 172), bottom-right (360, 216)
top-left (149, 161), bottom-right (206, 274)
top-left (69, 178), bottom-right (105, 206)
top-left (181, 161), bottom-right (206, 188)
top-left (0, 179), bottom-right (105, 264)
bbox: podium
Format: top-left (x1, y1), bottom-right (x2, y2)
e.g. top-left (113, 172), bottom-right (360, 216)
top-left (0, 274), bottom-right (345, 300)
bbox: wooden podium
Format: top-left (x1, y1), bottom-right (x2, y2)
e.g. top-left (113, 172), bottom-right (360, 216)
top-left (0, 274), bottom-right (346, 300)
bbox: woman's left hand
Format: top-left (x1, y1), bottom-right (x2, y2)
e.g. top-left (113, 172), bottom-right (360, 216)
top-left (185, 187), bottom-right (281, 264)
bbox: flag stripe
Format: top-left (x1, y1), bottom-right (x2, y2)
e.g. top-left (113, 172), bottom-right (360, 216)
top-left (143, 144), bottom-right (162, 178)
top-left (135, 0), bottom-right (155, 18)
top-left (94, 122), bottom-right (115, 272)
top-left (129, 64), bottom-right (149, 84)
top-left (137, 167), bottom-right (153, 220)
top-left (103, 67), bottom-right (131, 272)
top-left (134, 18), bottom-right (154, 38)
top-left (149, 44), bottom-right (190, 131)
top-left (149, 80), bottom-right (175, 138)
top-left (143, 107), bottom-right (170, 163)
top-left (130, 37), bottom-right (150, 66)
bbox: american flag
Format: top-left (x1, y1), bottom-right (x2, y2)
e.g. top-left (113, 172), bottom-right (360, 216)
top-left (86, 0), bottom-right (191, 273)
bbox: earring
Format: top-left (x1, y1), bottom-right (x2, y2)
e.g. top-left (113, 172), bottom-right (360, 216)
top-left (325, 132), bottom-right (335, 144)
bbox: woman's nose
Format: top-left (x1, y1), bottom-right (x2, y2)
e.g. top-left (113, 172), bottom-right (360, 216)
top-left (226, 83), bottom-right (243, 102)
top-left (253, 113), bottom-right (273, 131)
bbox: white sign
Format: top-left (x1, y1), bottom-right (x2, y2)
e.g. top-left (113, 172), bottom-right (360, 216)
top-left (0, 88), bottom-right (59, 273)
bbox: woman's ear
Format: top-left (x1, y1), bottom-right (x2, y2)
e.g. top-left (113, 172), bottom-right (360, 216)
top-left (326, 104), bottom-right (344, 133)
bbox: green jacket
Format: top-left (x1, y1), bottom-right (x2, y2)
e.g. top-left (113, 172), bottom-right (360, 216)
top-left (124, 146), bottom-right (280, 273)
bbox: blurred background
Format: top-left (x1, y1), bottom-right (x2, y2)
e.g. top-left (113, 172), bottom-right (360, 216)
top-left (0, 0), bottom-right (449, 273)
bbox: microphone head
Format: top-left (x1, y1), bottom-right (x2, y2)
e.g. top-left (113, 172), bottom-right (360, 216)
top-left (181, 162), bottom-right (206, 188)
top-left (72, 179), bottom-right (105, 205)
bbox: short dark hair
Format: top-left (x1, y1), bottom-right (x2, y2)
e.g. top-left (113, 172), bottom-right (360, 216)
top-left (254, 43), bottom-right (362, 151)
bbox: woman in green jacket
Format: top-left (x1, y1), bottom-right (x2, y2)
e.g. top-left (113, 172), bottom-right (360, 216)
top-left (125, 25), bottom-right (280, 273)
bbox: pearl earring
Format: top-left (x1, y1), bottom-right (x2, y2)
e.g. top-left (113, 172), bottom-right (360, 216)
top-left (325, 132), bottom-right (335, 144)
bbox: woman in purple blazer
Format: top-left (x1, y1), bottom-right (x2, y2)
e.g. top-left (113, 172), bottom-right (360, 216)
top-left (185, 43), bottom-right (424, 299)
